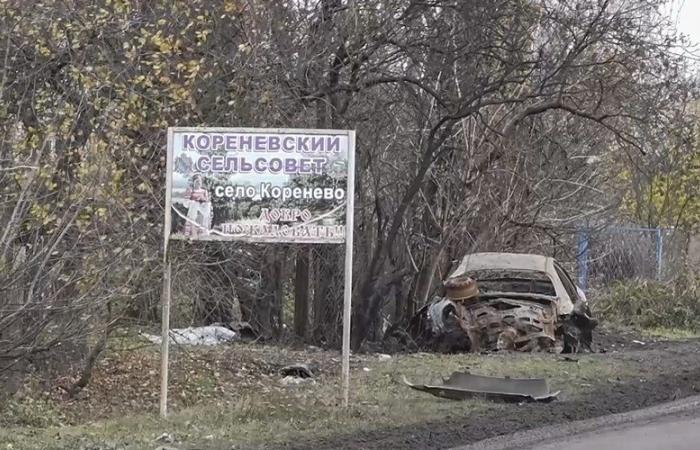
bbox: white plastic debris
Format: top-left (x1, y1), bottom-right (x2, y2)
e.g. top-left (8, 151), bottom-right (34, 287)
top-left (154, 433), bottom-right (174, 443)
top-left (142, 326), bottom-right (238, 346)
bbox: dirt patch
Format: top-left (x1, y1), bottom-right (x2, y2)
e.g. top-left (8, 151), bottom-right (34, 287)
top-left (282, 339), bottom-right (700, 450)
top-left (592, 325), bottom-right (662, 351)
top-left (288, 369), bottom-right (700, 450)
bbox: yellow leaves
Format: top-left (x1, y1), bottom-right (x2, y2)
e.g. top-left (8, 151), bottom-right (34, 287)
top-left (122, 40), bottom-right (140, 62)
top-left (151, 31), bottom-right (179, 55)
top-left (126, 112), bottom-right (141, 129)
top-left (153, 117), bottom-right (169, 129)
top-left (27, 133), bottom-right (41, 150)
top-left (133, 74), bottom-right (154, 88)
top-left (620, 151), bottom-right (700, 229)
top-left (106, 0), bottom-right (131, 14)
top-left (195, 28), bottom-right (211, 44)
top-left (169, 85), bottom-right (196, 108)
top-left (37, 43), bottom-right (52, 57)
top-left (142, 25), bottom-right (186, 57)
top-left (29, 204), bottom-right (57, 227)
top-left (176, 59), bottom-right (202, 80)
top-left (617, 168), bottom-right (631, 182)
top-left (49, 21), bottom-right (66, 44)
top-left (224, 0), bottom-right (244, 14)
top-left (126, 93), bottom-right (142, 108)
top-left (112, 169), bottom-right (125, 189)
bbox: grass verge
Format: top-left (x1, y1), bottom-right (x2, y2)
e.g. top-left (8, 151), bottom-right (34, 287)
top-left (592, 274), bottom-right (700, 332)
top-left (0, 338), bottom-right (640, 450)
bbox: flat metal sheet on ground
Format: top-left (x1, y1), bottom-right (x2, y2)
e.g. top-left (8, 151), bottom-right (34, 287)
top-left (403, 371), bottom-right (559, 402)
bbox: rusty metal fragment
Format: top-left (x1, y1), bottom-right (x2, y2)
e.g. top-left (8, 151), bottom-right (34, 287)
top-left (464, 297), bottom-right (557, 352)
top-left (280, 363), bottom-right (318, 378)
top-left (402, 371), bottom-right (559, 402)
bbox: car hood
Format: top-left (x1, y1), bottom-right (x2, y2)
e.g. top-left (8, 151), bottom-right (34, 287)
top-left (447, 252), bottom-right (575, 315)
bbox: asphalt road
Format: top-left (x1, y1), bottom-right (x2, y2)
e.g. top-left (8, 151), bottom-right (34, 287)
top-left (533, 412), bottom-right (700, 450)
top-left (456, 394), bottom-right (700, 450)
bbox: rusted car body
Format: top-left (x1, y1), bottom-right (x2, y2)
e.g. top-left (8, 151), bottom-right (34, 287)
top-left (408, 253), bottom-right (597, 353)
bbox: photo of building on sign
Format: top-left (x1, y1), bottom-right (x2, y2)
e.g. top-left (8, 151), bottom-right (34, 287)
top-left (172, 173), bottom-right (212, 237)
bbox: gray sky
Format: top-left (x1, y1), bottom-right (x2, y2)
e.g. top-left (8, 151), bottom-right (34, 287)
top-left (674, 0), bottom-right (700, 45)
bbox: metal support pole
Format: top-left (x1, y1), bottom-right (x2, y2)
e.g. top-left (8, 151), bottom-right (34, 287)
top-left (656, 228), bottom-right (664, 280)
top-left (577, 228), bottom-right (589, 292)
top-left (160, 257), bottom-right (171, 418)
top-left (341, 131), bottom-right (356, 407)
top-left (161, 127), bottom-right (174, 418)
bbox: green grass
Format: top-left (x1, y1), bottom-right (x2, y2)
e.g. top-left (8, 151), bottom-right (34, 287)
top-left (592, 275), bottom-right (700, 332)
top-left (0, 346), bottom-right (639, 450)
top-left (640, 327), bottom-right (700, 340)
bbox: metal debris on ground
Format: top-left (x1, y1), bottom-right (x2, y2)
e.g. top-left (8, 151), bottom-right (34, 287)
top-left (402, 371), bottom-right (559, 402)
top-left (279, 363), bottom-right (318, 379)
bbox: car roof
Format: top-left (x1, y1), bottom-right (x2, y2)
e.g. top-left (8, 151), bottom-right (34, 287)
top-left (449, 252), bottom-right (553, 273)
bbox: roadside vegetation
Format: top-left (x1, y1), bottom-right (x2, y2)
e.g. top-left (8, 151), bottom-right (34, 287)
top-left (593, 273), bottom-right (700, 335)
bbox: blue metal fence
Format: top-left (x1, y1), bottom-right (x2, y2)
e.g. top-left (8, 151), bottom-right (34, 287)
top-left (576, 226), bottom-right (678, 293)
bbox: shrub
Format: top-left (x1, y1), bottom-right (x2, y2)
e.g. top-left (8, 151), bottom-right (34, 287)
top-left (593, 273), bottom-right (700, 330)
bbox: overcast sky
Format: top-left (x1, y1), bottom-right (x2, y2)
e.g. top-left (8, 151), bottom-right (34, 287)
top-left (674, 0), bottom-right (700, 45)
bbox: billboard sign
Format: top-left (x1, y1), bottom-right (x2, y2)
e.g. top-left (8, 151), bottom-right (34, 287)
top-left (165, 127), bottom-right (354, 244)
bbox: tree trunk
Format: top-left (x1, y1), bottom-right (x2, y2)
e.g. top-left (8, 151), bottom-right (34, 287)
top-left (312, 246), bottom-right (343, 346)
top-left (271, 251), bottom-right (286, 339)
top-left (253, 249), bottom-right (284, 340)
top-left (294, 247), bottom-right (310, 339)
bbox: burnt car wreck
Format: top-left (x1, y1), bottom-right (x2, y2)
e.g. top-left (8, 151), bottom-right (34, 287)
top-left (407, 253), bottom-right (597, 354)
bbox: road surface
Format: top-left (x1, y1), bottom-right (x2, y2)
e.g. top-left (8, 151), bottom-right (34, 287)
top-left (533, 412), bottom-right (700, 450)
top-left (457, 394), bottom-right (700, 450)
